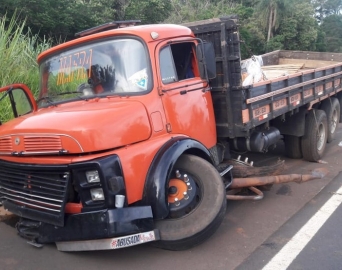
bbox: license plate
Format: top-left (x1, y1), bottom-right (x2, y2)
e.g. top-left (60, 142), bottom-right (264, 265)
top-left (56, 230), bottom-right (160, 251)
top-left (110, 230), bottom-right (159, 249)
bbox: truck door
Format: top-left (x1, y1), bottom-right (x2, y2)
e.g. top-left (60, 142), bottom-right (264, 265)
top-left (157, 41), bottom-right (217, 148)
top-left (0, 84), bottom-right (37, 125)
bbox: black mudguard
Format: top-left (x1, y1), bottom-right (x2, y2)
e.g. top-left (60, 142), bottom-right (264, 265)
top-left (143, 137), bottom-right (213, 219)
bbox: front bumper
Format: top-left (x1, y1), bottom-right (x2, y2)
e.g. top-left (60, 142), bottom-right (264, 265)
top-left (13, 204), bottom-right (155, 244)
top-left (1, 156), bottom-right (157, 249)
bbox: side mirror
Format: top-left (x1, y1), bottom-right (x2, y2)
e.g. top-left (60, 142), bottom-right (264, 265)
top-left (196, 41), bottom-right (216, 80)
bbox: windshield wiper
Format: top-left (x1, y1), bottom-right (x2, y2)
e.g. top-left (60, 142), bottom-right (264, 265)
top-left (37, 92), bottom-right (88, 106)
top-left (36, 96), bottom-right (56, 106)
top-left (55, 91), bottom-right (82, 96)
top-left (55, 91), bottom-right (89, 100)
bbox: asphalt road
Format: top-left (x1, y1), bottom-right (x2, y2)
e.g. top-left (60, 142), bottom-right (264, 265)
top-left (237, 171), bottom-right (342, 270)
top-left (1, 125), bottom-right (342, 270)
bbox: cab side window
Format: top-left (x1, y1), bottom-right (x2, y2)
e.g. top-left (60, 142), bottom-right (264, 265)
top-left (160, 42), bottom-right (196, 85)
top-left (0, 88), bottom-right (32, 124)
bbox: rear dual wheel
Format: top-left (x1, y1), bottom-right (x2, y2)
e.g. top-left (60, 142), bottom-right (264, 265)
top-left (301, 109), bottom-right (328, 162)
top-left (338, 94), bottom-right (342, 123)
top-left (153, 154), bottom-right (226, 250)
top-left (320, 97), bottom-right (340, 143)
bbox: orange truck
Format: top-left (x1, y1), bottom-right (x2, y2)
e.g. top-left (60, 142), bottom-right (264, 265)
top-left (0, 17), bottom-right (341, 251)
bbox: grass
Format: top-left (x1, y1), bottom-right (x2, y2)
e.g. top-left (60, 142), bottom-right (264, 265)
top-left (0, 13), bottom-right (51, 123)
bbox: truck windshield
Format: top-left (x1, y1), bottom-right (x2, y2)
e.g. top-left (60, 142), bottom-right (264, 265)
top-left (38, 38), bottom-right (151, 107)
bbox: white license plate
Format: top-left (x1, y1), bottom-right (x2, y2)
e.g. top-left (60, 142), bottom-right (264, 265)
top-left (56, 230), bottom-right (160, 251)
top-left (110, 230), bottom-right (159, 249)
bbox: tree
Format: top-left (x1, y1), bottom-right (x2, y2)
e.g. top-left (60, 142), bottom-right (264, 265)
top-left (255, 0), bottom-right (295, 42)
top-left (0, 0), bottom-right (172, 42)
top-left (124, 0), bottom-right (172, 23)
top-left (0, 0), bottom-right (99, 41)
top-left (324, 0), bottom-right (342, 14)
top-left (165, 0), bottom-right (252, 24)
top-left (312, 0), bottom-right (342, 23)
top-left (266, 2), bottom-right (318, 51)
top-left (239, 21), bottom-right (266, 59)
top-left (320, 14), bottom-right (342, 52)
top-left (315, 28), bottom-right (327, 52)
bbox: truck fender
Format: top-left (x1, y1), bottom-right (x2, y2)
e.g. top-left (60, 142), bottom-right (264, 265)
top-left (143, 137), bottom-right (213, 219)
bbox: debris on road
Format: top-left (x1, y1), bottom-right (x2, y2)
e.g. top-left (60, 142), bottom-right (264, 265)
top-left (0, 206), bottom-right (14, 221)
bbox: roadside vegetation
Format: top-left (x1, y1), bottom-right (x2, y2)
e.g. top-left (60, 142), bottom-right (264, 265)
top-left (0, 14), bottom-right (50, 91)
top-left (0, 14), bottom-right (51, 122)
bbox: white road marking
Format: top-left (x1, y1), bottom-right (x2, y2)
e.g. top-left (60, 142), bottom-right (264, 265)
top-left (262, 185), bottom-right (342, 270)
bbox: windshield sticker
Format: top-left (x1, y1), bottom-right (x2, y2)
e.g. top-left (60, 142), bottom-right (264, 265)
top-left (137, 78), bottom-right (147, 89)
top-left (57, 49), bottom-right (93, 85)
top-left (128, 69), bottom-right (148, 90)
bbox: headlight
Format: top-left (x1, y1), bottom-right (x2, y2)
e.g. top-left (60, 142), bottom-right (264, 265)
top-left (86, 170), bottom-right (100, 183)
top-left (90, 188), bottom-right (105, 201)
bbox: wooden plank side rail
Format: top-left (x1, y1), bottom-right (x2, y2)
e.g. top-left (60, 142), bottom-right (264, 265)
top-left (246, 70), bottom-right (342, 104)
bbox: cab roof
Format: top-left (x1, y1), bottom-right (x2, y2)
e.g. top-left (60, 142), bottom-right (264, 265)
top-left (37, 24), bottom-right (194, 63)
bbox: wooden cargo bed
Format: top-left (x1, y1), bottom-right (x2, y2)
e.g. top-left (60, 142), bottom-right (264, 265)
top-left (243, 50), bottom-right (342, 83)
top-left (225, 50), bottom-right (342, 138)
top-left (241, 50), bottom-right (342, 133)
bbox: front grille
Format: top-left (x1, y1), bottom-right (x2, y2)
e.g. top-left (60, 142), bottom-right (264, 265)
top-left (0, 160), bottom-right (69, 226)
top-left (0, 135), bottom-right (63, 153)
top-left (24, 136), bottom-right (62, 151)
top-left (0, 137), bottom-right (13, 152)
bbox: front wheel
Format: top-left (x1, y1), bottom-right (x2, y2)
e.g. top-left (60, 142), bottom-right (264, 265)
top-left (153, 154), bottom-right (226, 250)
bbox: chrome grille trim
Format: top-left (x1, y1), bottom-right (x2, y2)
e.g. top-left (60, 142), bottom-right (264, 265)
top-left (0, 196), bottom-right (61, 212)
top-left (0, 186), bottom-right (63, 203)
top-left (0, 161), bottom-right (70, 225)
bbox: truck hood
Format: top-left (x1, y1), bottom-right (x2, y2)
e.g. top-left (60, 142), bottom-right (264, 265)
top-left (0, 99), bottom-right (152, 155)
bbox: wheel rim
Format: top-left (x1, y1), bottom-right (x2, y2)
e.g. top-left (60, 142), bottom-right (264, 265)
top-left (331, 108), bottom-right (338, 134)
top-left (167, 170), bottom-right (201, 219)
top-left (317, 122), bottom-right (326, 151)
